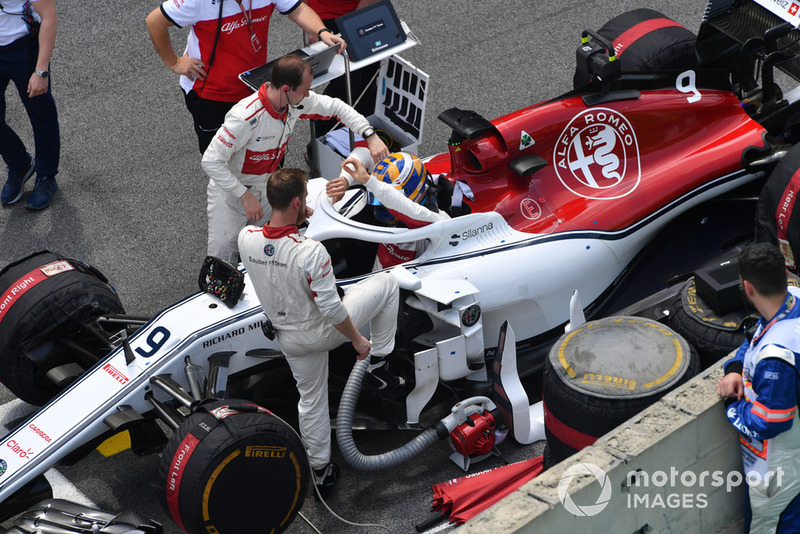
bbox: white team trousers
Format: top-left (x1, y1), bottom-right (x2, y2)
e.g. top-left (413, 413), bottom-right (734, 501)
top-left (207, 180), bottom-right (272, 265)
top-left (277, 272), bottom-right (399, 469)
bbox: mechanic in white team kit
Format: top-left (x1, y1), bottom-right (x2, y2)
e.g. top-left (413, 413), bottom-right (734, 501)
top-left (238, 168), bottom-right (401, 496)
top-left (203, 54), bottom-right (388, 265)
top-left (326, 148), bottom-right (450, 270)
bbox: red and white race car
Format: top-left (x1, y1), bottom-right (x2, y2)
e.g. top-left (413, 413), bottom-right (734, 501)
top-left (0, 0), bottom-right (797, 530)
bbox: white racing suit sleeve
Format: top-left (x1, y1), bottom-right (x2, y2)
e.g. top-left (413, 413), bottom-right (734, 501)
top-left (338, 146), bottom-right (373, 187)
top-left (299, 92), bottom-right (372, 141)
top-left (345, 146), bottom-right (445, 225)
top-left (201, 110), bottom-right (252, 200)
top-left (304, 244), bottom-right (348, 325)
top-left (365, 175), bottom-right (444, 226)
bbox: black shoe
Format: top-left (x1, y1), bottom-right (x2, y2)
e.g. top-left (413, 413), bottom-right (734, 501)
top-left (364, 359), bottom-right (407, 392)
top-left (25, 174), bottom-right (58, 210)
top-left (1, 155), bottom-right (34, 205)
top-left (313, 462), bottom-right (339, 501)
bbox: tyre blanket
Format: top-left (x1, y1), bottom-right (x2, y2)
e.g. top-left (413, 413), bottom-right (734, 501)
top-left (159, 400), bottom-right (308, 534)
top-left (573, 8), bottom-right (697, 88)
top-left (0, 251), bottom-right (124, 404)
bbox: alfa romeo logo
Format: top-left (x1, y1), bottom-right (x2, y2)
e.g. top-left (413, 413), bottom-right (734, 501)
top-left (554, 108), bottom-right (640, 200)
top-left (558, 462), bottom-right (612, 516)
top-left (264, 244), bottom-right (275, 257)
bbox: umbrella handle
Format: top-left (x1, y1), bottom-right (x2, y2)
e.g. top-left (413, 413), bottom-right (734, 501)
top-left (415, 512), bottom-right (449, 532)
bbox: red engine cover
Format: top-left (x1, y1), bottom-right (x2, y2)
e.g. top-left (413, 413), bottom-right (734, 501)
top-left (430, 87), bottom-right (767, 236)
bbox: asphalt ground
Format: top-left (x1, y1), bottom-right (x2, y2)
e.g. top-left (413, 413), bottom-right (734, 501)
top-left (0, 1), bottom-right (712, 533)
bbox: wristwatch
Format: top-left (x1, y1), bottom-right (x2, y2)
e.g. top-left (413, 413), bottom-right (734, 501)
top-left (317, 28), bottom-right (333, 39)
top-left (34, 69), bottom-right (49, 78)
top-left (362, 127), bottom-right (376, 138)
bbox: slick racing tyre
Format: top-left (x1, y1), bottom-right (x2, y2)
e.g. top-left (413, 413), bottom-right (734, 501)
top-left (159, 400), bottom-right (310, 534)
top-left (665, 277), bottom-right (758, 369)
top-left (574, 8), bottom-right (697, 89)
top-left (666, 274), bottom-right (799, 368)
top-left (543, 317), bottom-right (700, 466)
top-left (0, 251), bottom-right (125, 405)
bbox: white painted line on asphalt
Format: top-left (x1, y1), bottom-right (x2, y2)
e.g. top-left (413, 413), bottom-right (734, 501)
top-left (43, 470), bottom-right (96, 507)
top-left (0, 399), bottom-right (96, 507)
top-left (0, 399), bottom-right (36, 426)
top-left (422, 522), bottom-right (455, 533)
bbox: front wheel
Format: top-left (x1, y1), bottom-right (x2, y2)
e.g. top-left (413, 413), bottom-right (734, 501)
top-left (0, 251), bottom-right (127, 405)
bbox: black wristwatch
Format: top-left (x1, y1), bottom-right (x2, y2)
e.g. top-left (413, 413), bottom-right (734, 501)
top-left (362, 127), bottom-right (376, 138)
top-left (317, 28), bottom-right (333, 39)
top-left (34, 69), bottom-right (49, 78)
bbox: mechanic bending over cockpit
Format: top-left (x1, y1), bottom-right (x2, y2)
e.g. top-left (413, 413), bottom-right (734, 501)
top-left (326, 147), bottom-right (450, 270)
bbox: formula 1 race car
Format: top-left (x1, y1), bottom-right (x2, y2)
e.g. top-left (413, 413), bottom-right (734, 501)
top-left (1, 0), bottom-right (799, 531)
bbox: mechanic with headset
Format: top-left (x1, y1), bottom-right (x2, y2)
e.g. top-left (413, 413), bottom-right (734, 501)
top-left (326, 147), bottom-right (450, 270)
top-left (238, 167), bottom-right (400, 497)
top-left (145, 0), bottom-right (344, 154)
top-left (717, 243), bottom-right (800, 534)
top-left (0, 0), bottom-right (60, 210)
top-left (202, 54), bottom-right (388, 265)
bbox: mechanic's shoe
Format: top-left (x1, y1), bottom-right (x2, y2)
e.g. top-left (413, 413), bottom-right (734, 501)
top-left (364, 358), bottom-right (407, 393)
top-left (313, 462), bottom-right (339, 501)
top-left (1, 155), bottom-right (35, 205)
top-left (25, 175), bottom-right (58, 210)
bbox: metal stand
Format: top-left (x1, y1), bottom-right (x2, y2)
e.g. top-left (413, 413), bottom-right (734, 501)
top-left (306, 23), bottom-right (420, 178)
top-left (310, 50), bottom-right (357, 177)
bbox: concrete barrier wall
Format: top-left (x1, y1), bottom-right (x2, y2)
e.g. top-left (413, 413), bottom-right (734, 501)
top-left (462, 363), bottom-right (746, 533)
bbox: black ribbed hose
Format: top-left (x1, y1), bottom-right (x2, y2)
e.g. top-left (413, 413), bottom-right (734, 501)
top-left (335, 359), bottom-right (443, 471)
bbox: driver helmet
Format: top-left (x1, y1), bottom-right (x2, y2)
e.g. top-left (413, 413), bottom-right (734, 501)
top-left (369, 152), bottom-right (429, 224)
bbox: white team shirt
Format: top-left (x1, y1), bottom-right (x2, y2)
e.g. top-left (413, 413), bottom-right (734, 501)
top-left (0, 0), bottom-right (41, 46)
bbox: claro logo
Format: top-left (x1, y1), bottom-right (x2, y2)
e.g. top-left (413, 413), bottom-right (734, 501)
top-left (6, 440), bottom-right (35, 461)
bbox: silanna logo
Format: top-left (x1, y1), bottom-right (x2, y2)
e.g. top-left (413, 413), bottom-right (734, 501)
top-left (450, 222), bottom-right (494, 246)
top-left (554, 108), bottom-right (640, 200)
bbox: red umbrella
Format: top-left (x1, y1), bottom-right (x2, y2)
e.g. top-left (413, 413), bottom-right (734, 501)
top-left (431, 456), bottom-right (544, 525)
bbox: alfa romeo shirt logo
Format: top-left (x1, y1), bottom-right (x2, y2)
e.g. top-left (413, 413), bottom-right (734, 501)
top-left (554, 108), bottom-right (640, 200)
top-left (264, 244), bottom-right (275, 256)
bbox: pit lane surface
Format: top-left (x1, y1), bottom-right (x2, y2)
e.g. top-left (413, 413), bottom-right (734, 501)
top-left (0, 1), bottom-right (707, 532)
